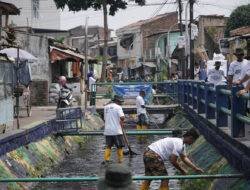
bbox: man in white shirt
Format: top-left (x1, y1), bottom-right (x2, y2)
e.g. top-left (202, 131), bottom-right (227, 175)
top-left (228, 48), bottom-right (248, 86)
top-left (136, 90), bottom-right (148, 140)
top-left (103, 95), bottom-right (125, 163)
top-left (207, 61), bottom-right (226, 86)
top-left (140, 128), bottom-right (204, 190)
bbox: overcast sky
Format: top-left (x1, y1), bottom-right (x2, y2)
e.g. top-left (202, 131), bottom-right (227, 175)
top-left (60, 0), bottom-right (249, 32)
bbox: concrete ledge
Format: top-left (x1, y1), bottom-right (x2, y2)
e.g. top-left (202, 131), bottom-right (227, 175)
top-left (183, 104), bottom-right (250, 177)
top-left (0, 119), bottom-right (60, 157)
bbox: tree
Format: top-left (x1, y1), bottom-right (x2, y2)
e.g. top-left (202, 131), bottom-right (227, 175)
top-left (225, 4), bottom-right (250, 37)
top-left (53, 0), bottom-right (145, 81)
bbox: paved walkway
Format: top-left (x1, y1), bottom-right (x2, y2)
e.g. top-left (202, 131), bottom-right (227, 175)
top-left (9, 106), bottom-right (57, 132)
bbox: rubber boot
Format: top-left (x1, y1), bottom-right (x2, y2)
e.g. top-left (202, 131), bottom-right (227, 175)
top-left (159, 182), bottom-right (169, 190)
top-left (104, 147), bottom-right (111, 161)
top-left (137, 124), bottom-right (142, 141)
top-left (140, 181), bottom-right (150, 190)
top-left (117, 148), bottom-right (123, 163)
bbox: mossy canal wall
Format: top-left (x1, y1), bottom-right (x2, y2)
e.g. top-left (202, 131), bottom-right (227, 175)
top-left (167, 112), bottom-right (250, 190)
top-left (0, 114), bottom-right (103, 190)
top-left (0, 110), bottom-right (249, 190)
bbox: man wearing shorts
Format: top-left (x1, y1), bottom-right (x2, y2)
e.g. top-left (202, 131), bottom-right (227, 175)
top-left (136, 90), bottom-right (148, 141)
top-left (140, 128), bottom-right (204, 190)
top-left (103, 95), bottom-right (125, 163)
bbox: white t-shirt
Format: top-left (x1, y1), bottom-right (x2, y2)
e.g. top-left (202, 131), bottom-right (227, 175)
top-left (104, 103), bottom-right (125, 136)
top-left (228, 59), bottom-right (248, 82)
top-left (136, 95), bottom-right (146, 115)
top-left (148, 137), bottom-right (186, 161)
top-left (239, 60), bottom-right (250, 87)
top-left (207, 68), bottom-right (225, 86)
top-left (89, 77), bottom-right (96, 92)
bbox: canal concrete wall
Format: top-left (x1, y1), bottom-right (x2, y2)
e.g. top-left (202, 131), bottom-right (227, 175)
top-left (166, 112), bottom-right (250, 190)
top-left (0, 113), bottom-right (103, 190)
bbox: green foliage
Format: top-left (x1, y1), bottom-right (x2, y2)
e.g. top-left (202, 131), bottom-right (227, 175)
top-left (225, 4), bottom-right (250, 37)
top-left (53, 0), bottom-right (145, 15)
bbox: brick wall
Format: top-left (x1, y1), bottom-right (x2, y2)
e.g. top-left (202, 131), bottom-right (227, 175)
top-left (30, 80), bottom-right (48, 106)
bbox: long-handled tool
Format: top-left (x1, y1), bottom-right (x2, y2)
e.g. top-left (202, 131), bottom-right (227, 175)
top-left (146, 110), bottom-right (160, 129)
top-left (122, 127), bottom-right (137, 156)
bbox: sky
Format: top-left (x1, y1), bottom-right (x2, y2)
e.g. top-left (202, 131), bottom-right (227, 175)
top-left (60, 0), bottom-right (249, 32)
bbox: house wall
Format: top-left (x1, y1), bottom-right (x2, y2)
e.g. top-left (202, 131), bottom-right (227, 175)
top-left (142, 12), bottom-right (178, 59)
top-left (3, 0), bottom-right (60, 29)
top-left (116, 27), bottom-right (142, 63)
top-left (15, 31), bottom-right (50, 105)
top-left (195, 16), bottom-right (227, 59)
top-left (68, 26), bottom-right (112, 54)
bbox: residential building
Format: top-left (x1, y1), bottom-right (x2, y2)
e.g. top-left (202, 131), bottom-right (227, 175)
top-left (67, 25), bottom-right (112, 56)
top-left (116, 12), bottom-right (179, 80)
top-left (2, 0), bottom-right (60, 29)
top-left (195, 15), bottom-right (227, 59)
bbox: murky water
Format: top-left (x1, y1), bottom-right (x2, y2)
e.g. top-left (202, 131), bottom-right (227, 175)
top-left (33, 134), bottom-right (180, 190)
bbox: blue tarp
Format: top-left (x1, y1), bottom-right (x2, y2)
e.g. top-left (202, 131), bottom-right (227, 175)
top-left (113, 84), bottom-right (152, 103)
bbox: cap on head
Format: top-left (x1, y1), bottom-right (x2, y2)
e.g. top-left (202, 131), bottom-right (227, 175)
top-left (183, 128), bottom-right (200, 141)
top-left (112, 95), bottom-right (124, 102)
top-left (234, 48), bottom-right (244, 56)
top-left (97, 164), bottom-right (136, 190)
top-left (140, 90), bottom-right (146, 95)
top-left (214, 61), bottom-right (221, 66)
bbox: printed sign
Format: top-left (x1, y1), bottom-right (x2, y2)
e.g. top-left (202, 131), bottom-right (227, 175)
top-left (113, 84), bottom-right (152, 102)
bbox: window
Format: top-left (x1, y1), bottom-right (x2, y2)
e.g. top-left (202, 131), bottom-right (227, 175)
top-left (32, 0), bottom-right (40, 19)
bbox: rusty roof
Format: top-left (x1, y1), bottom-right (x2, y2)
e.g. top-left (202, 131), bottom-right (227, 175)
top-left (0, 1), bottom-right (20, 15)
top-left (230, 26), bottom-right (250, 37)
top-left (117, 12), bottom-right (177, 31)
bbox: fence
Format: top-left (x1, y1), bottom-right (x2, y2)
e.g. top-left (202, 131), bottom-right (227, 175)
top-left (90, 81), bottom-right (178, 106)
top-left (178, 80), bottom-right (250, 138)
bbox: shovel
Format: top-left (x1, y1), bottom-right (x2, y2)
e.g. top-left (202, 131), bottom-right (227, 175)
top-left (122, 128), bottom-right (137, 156)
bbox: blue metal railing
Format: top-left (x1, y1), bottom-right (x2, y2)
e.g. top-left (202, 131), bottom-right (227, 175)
top-left (178, 80), bottom-right (250, 138)
top-left (89, 79), bottom-right (249, 138)
top-left (90, 81), bottom-right (178, 105)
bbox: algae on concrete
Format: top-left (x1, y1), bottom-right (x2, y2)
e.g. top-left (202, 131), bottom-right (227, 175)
top-left (168, 113), bottom-right (250, 190)
top-left (0, 114), bottom-right (104, 190)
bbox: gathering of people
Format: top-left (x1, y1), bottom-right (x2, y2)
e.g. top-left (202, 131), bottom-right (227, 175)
top-left (194, 48), bottom-right (249, 96)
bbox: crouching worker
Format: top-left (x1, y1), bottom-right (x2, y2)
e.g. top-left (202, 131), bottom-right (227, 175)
top-left (140, 128), bottom-right (204, 190)
top-left (103, 95), bottom-right (125, 164)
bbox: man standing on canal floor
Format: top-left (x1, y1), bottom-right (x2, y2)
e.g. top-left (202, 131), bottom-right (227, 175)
top-left (140, 128), bottom-right (204, 190)
top-left (103, 95), bottom-right (125, 164)
top-left (136, 90), bottom-right (148, 141)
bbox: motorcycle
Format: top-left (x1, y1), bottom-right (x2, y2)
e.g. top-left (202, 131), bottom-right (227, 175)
top-left (57, 86), bottom-right (76, 108)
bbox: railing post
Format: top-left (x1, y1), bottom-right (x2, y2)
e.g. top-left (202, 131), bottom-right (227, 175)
top-left (231, 86), bottom-right (245, 137)
top-left (205, 83), bottom-right (215, 119)
top-left (197, 81), bottom-right (205, 114)
top-left (183, 81), bottom-right (187, 105)
top-left (216, 85), bottom-right (228, 127)
top-left (187, 81), bottom-right (192, 106)
top-left (191, 81), bottom-right (197, 109)
top-left (177, 81), bottom-right (181, 105)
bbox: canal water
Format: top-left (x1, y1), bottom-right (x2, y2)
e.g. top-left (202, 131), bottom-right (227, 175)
top-left (33, 132), bottom-right (180, 190)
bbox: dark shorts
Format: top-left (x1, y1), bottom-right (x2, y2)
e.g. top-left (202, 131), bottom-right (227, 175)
top-left (143, 148), bottom-right (168, 176)
top-left (105, 135), bottom-right (125, 148)
top-left (138, 113), bottom-right (148, 125)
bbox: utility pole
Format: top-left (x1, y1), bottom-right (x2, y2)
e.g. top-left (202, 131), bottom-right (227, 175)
top-left (101, 0), bottom-right (108, 81)
top-left (84, 16), bottom-right (89, 109)
top-left (178, 0), bottom-right (185, 79)
top-left (178, 0), bottom-right (183, 35)
top-left (189, 0), bottom-right (195, 79)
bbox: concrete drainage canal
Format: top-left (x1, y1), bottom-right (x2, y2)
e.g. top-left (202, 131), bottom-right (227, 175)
top-left (0, 112), bottom-right (249, 190)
